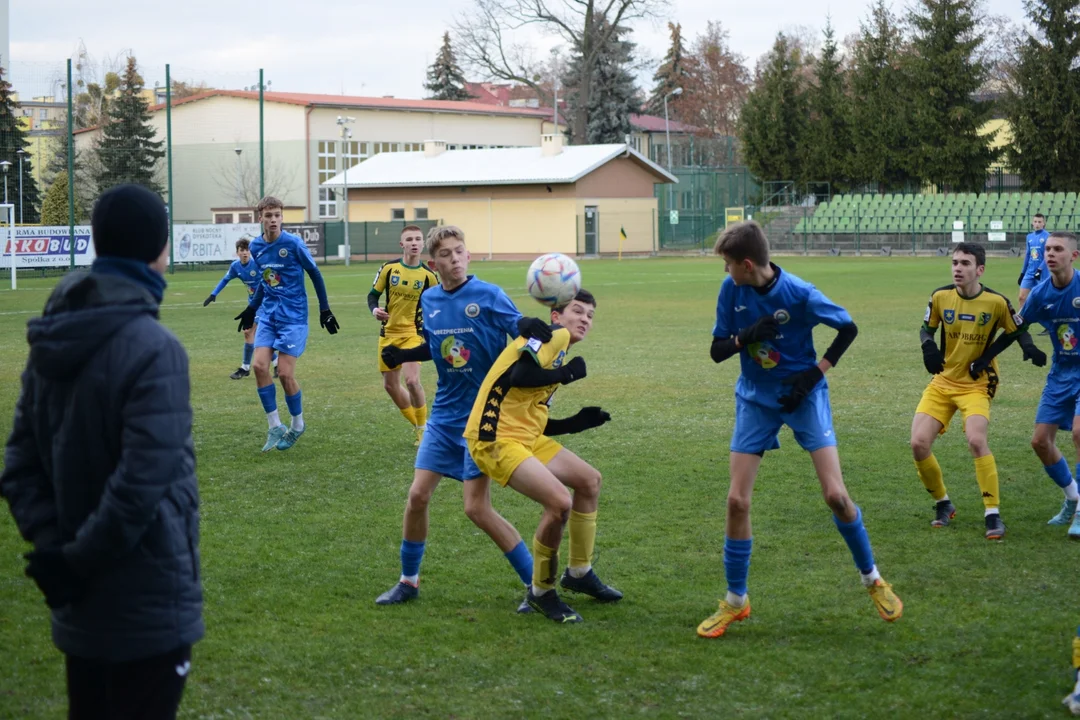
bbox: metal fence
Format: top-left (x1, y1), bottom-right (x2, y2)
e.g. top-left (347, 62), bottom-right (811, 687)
top-left (655, 167), bottom-right (759, 250)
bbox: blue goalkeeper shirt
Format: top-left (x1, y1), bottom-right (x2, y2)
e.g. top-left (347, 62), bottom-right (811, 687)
top-left (713, 264), bottom-right (852, 406)
top-left (212, 259), bottom-right (260, 298)
top-left (420, 276), bottom-right (522, 432)
top-left (248, 231), bottom-right (329, 323)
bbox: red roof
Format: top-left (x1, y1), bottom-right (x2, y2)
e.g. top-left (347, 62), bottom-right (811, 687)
top-left (629, 114), bottom-right (697, 133)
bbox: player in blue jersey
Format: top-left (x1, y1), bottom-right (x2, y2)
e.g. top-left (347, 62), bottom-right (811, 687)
top-left (1019, 213), bottom-right (1049, 306)
top-left (234, 196), bottom-right (339, 453)
top-left (203, 237), bottom-right (278, 380)
top-left (374, 224), bottom-right (553, 608)
top-left (697, 221), bottom-right (902, 638)
top-left (974, 231), bottom-right (1080, 537)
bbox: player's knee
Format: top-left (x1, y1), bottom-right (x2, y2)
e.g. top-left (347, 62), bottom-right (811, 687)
top-left (967, 436), bottom-right (989, 456)
top-left (910, 435), bottom-right (932, 457)
top-left (1032, 434), bottom-right (1052, 454)
top-left (547, 490), bottom-right (572, 518)
top-left (404, 376), bottom-right (422, 393)
top-left (407, 485), bottom-right (432, 513)
top-left (381, 374), bottom-right (397, 392)
top-left (252, 356), bottom-right (270, 374)
top-left (277, 367), bottom-right (295, 384)
top-left (726, 492), bottom-right (751, 517)
top-left (823, 490), bottom-right (852, 516)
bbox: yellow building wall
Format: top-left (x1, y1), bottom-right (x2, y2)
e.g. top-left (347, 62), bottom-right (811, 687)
top-left (489, 199), bottom-right (577, 255)
top-left (577, 197), bottom-right (658, 254)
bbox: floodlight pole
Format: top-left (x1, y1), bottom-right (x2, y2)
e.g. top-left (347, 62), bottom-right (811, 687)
top-left (16, 149), bottom-right (24, 224)
top-left (337, 115), bottom-right (355, 266)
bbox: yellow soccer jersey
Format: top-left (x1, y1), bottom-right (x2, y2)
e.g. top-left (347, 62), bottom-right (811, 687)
top-left (371, 260), bottom-right (438, 338)
top-left (923, 284), bottom-right (1020, 395)
top-left (464, 328), bottom-right (572, 444)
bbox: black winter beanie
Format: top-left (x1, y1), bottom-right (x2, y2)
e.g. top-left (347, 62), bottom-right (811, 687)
top-left (91, 184), bottom-right (169, 263)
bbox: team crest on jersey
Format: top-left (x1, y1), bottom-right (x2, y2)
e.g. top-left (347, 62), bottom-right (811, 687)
top-left (390, 275), bottom-right (400, 286)
top-left (943, 309), bottom-right (955, 324)
top-left (440, 336), bottom-right (471, 367)
top-left (413, 279), bottom-right (423, 290)
top-left (1059, 325), bottom-right (1079, 351)
top-left (773, 309), bottom-right (791, 324)
top-left (262, 268), bottom-right (281, 287)
top-left (979, 312), bottom-right (992, 326)
top-left (1073, 297), bottom-right (1080, 309)
top-left (278, 248), bottom-right (288, 258)
top-left (552, 350), bottom-right (566, 368)
top-left (751, 341), bottom-right (781, 369)
top-left (465, 303), bottom-right (480, 318)
top-left (249, 270), bottom-right (256, 277)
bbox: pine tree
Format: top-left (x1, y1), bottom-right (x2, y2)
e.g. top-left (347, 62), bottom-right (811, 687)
top-left (848, 0), bottom-right (919, 192)
top-left (43, 132), bottom-right (95, 214)
top-left (801, 20), bottom-right (852, 191)
top-left (0, 63), bottom-right (42, 222)
top-left (1004, 0), bottom-right (1080, 191)
top-left (906, 0), bottom-right (997, 191)
top-left (424, 32), bottom-right (474, 101)
top-left (93, 56), bottom-right (165, 196)
top-left (647, 22), bottom-right (691, 118)
top-left (40, 170), bottom-right (86, 225)
top-left (562, 23), bottom-right (639, 144)
top-left (737, 33), bottom-right (807, 183)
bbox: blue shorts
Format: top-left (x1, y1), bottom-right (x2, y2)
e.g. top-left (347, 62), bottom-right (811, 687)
top-left (1035, 364), bottom-right (1080, 431)
top-left (415, 422), bottom-right (481, 482)
top-left (1020, 274), bottom-right (1041, 290)
top-left (731, 384), bottom-right (838, 454)
top-left (254, 316), bottom-right (308, 358)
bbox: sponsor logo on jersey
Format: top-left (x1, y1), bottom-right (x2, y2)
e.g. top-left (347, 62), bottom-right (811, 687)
top-left (440, 336), bottom-right (471, 368)
top-left (751, 341), bottom-right (781, 369)
top-left (959, 313), bottom-right (975, 321)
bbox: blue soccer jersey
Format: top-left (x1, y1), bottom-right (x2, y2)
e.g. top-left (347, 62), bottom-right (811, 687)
top-left (420, 276), bottom-right (522, 431)
top-left (212, 258), bottom-right (261, 298)
top-left (713, 264), bottom-right (853, 406)
top-left (249, 231), bottom-right (329, 323)
top-left (1021, 229), bottom-right (1050, 287)
top-left (1018, 270), bottom-right (1080, 366)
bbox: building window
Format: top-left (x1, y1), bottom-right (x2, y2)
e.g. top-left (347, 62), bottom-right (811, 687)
top-left (214, 213), bottom-right (232, 224)
top-left (39, 109), bottom-right (47, 120)
top-left (414, 208), bottom-right (428, 220)
top-left (318, 140), bottom-right (370, 218)
top-left (239, 212), bottom-right (253, 223)
top-left (391, 208), bottom-right (405, 220)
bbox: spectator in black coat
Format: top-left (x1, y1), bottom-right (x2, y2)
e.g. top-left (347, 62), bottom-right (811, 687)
top-left (1, 184), bottom-right (203, 720)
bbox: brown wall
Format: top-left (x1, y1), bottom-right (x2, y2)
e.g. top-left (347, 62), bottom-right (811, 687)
top-left (574, 156), bottom-right (666, 198)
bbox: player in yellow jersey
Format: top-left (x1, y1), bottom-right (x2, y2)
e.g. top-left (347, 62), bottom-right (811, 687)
top-left (465, 290), bottom-right (620, 623)
top-left (912, 242), bottom-right (1045, 539)
top-left (369, 226), bottom-right (439, 444)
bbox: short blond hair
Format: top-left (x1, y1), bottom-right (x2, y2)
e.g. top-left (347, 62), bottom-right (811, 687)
top-left (426, 225), bottom-right (465, 255)
top-left (256, 196), bottom-right (284, 215)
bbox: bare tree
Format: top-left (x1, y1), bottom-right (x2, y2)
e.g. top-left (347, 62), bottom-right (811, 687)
top-left (453, 0), bottom-right (667, 145)
top-left (683, 21), bottom-right (751, 139)
top-left (213, 150), bottom-right (299, 210)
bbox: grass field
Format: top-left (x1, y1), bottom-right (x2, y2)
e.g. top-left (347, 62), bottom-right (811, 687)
top-left (0, 256), bottom-right (1077, 719)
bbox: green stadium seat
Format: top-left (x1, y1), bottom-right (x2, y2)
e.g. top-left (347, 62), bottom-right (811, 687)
top-left (1055, 192), bottom-right (1066, 201)
top-left (1067, 192), bottom-right (1078, 202)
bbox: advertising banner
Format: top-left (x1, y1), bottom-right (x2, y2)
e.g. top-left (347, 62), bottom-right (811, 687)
top-left (172, 224), bottom-right (261, 263)
top-left (284, 224), bottom-right (325, 258)
top-left (1, 226), bottom-right (95, 268)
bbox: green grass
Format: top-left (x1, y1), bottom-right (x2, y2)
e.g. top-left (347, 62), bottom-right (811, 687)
top-left (0, 257), bottom-right (1077, 719)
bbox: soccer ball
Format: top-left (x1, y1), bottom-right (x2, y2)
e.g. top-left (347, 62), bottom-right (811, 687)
top-left (527, 253), bottom-right (582, 307)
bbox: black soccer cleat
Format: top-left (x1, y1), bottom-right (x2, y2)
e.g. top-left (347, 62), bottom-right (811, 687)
top-left (516, 588), bottom-right (534, 614)
top-left (526, 588), bottom-right (582, 623)
top-left (375, 581), bottom-right (418, 605)
top-left (985, 513), bottom-right (1006, 540)
top-left (229, 367), bottom-right (250, 380)
top-left (560, 568), bottom-right (624, 602)
top-left (931, 499), bottom-right (956, 528)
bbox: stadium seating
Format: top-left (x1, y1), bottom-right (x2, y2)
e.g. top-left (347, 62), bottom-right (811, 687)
top-left (795, 192), bottom-right (1079, 234)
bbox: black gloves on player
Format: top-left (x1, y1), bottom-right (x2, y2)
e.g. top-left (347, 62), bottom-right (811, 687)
top-left (574, 406), bottom-right (611, 430)
top-left (517, 317), bottom-right (553, 342)
top-left (560, 356), bottom-right (587, 384)
top-left (779, 366), bottom-right (824, 413)
top-left (381, 345), bottom-right (404, 370)
top-left (968, 356), bottom-right (992, 380)
top-left (320, 309), bottom-right (340, 335)
top-left (921, 340), bottom-right (945, 374)
top-left (203, 294), bottom-right (216, 307)
top-left (234, 305), bottom-right (256, 332)
top-left (25, 548), bottom-right (85, 610)
top-left (738, 316), bottom-right (780, 347)
top-left (1023, 343), bottom-right (1048, 367)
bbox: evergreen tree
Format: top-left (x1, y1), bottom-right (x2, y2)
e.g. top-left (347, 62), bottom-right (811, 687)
top-left (424, 32), bottom-right (474, 101)
top-left (848, 0), bottom-right (918, 191)
top-left (43, 132), bottom-right (95, 214)
top-left (907, 0), bottom-right (997, 191)
top-left (1004, 0), bottom-right (1080, 191)
top-left (738, 33), bottom-right (807, 183)
top-left (40, 171), bottom-right (86, 226)
top-left (647, 22), bottom-right (691, 118)
top-left (93, 56), bottom-right (165, 196)
top-left (0, 63), bottom-right (42, 222)
top-left (801, 20), bottom-right (852, 191)
top-left (562, 23), bottom-right (639, 144)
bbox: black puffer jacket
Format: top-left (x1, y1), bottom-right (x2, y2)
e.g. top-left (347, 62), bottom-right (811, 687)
top-left (1, 270), bottom-right (203, 662)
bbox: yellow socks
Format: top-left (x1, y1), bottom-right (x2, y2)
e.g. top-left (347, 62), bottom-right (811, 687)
top-left (414, 404), bottom-right (427, 427)
top-left (915, 454), bottom-right (947, 501)
top-left (399, 406), bottom-right (416, 426)
top-left (974, 454), bottom-right (1000, 510)
top-left (568, 510), bottom-right (597, 573)
top-left (532, 537), bottom-right (558, 591)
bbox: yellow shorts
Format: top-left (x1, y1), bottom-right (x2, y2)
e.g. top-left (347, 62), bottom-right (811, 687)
top-left (466, 435), bottom-right (564, 487)
top-left (378, 334), bottom-right (425, 372)
top-left (915, 383), bottom-right (991, 434)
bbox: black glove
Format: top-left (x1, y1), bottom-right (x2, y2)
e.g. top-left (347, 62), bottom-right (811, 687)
top-left (1017, 270), bottom-right (1024, 287)
top-left (320, 309), bottom-right (339, 335)
top-left (517, 317), bottom-right (553, 342)
top-left (738, 316), bottom-right (780, 347)
top-left (969, 356), bottom-right (992, 380)
top-left (778, 366), bottom-right (824, 413)
top-left (921, 341), bottom-right (945, 374)
top-left (25, 548), bottom-right (85, 610)
top-left (575, 406), bottom-right (611, 430)
top-left (203, 294), bottom-right (216, 307)
top-left (1023, 343), bottom-right (1047, 367)
top-left (560, 356), bottom-right (587, 384)
top-left (381, 345), bottom-right (404, 369)
top-left (234, 305), bottom-right (256, 332)
top-left (1034, 268), bottom-right (1043, 282)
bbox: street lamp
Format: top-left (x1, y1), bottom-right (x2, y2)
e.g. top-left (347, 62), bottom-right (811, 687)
top-left (234, 147), bottom-right (243, 211)
top-left (0, 160), bottom-right (10, 206)
top-left (336, 115), bottom-right (356, 267)
top-left (16, 149), bottom-right (25, 224)
top-left (663, 87), bottom-right (683, 212)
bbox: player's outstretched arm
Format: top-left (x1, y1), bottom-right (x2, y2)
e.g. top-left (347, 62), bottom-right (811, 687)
top-left (1016, 332), bottom-right (1047, 367)
top-left (969, 327), bottom-right (1028, 378)
top-left (381, 344), bottom-right (433, 369)
top-left (544, 407), bottom-right (611, 436)
top-left (508, 354), bottom-right (586, 388)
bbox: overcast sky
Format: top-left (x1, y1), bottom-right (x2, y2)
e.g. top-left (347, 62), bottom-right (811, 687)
top-left (11, 0), bottom-right (1027, 101)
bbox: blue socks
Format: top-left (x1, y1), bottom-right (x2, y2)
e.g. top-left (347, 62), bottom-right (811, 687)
top-left (723, 537), bottom-right (753, 596)
top-left (285, 391), bottom-right (303, 418)
top-left (834, 507), bottom-right (875, 574)
top-left (504, 540), bottom-right (533, 585)
top-left (1046, 457), bottom-right (1074, 489)
top-left (401, 539), bottom-right (426, 580)
top-left (257, 384), bottom-right (277, 413)
top-left (242, 343), bottom-right (254, 366)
